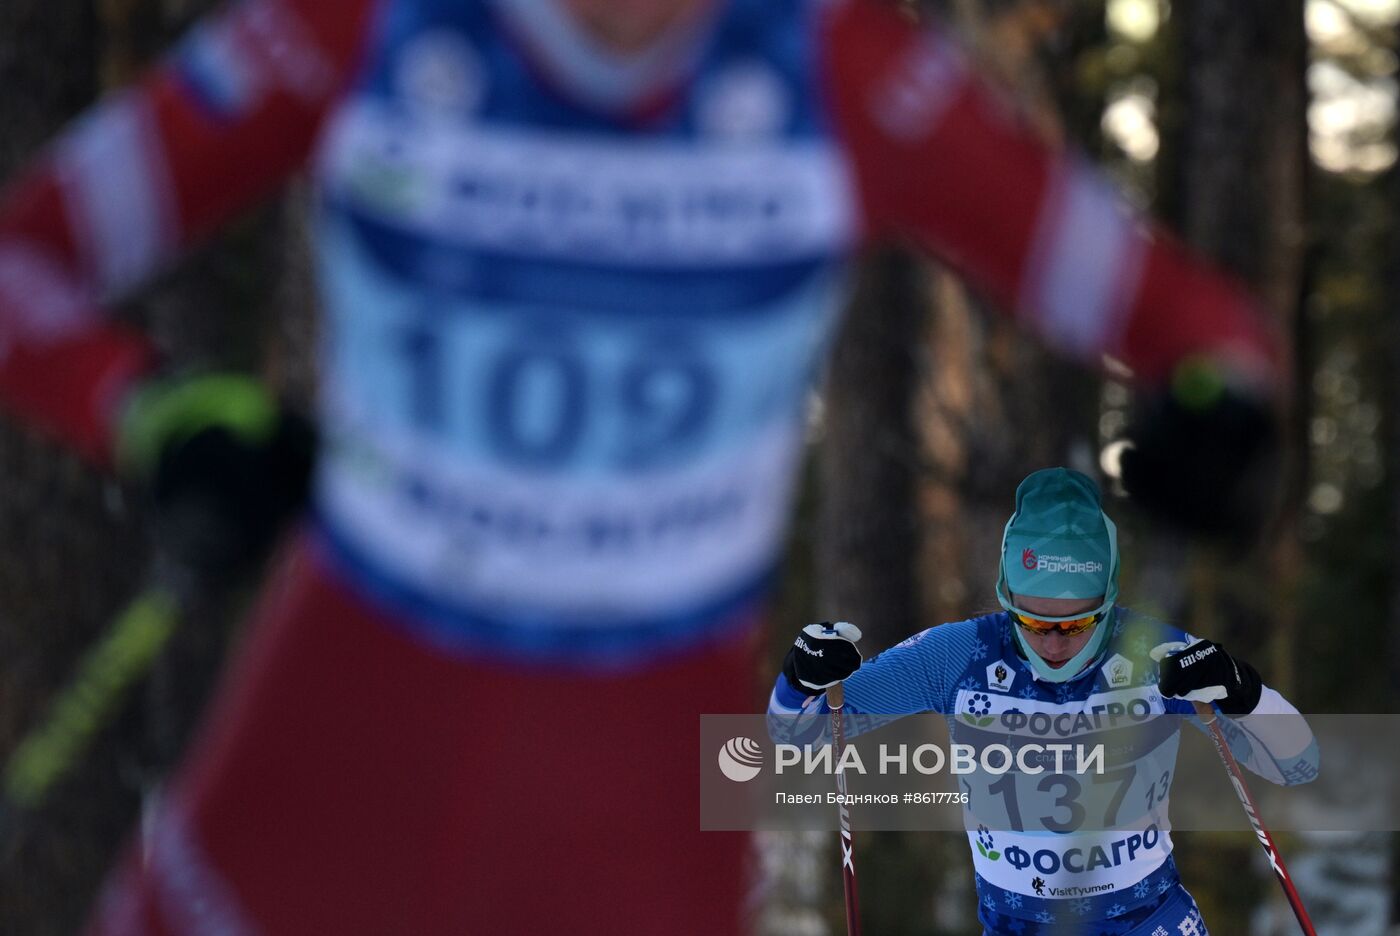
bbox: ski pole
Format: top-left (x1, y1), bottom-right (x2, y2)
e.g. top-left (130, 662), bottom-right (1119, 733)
top-left (828, 682), bottom-right (862, 936)
top-left (3, 587), bottom-right (180, 810)
top-left (1191, 701), bottom-right (1317, 936)
top-left (0, 576), bottom-right (186, 861)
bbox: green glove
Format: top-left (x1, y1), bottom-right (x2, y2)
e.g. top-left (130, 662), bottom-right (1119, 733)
top-left (118, 373), bottom-right (315, 574)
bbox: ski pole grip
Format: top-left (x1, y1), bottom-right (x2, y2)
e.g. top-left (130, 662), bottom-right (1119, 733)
top-left (828, 682), bottom-right (845, 710)
top-left (1190, 700), bottom-right (1216, 724)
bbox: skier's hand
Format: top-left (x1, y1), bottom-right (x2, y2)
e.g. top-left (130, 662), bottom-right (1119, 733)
top-left (118, 373), bottom-right (315, 575)
top-left (782, 621), bottom-right (863, 695)
top-left (1150, 639), bottom-right (1262, 716)
top-left (1118, 359), bottom-right (1278, 540)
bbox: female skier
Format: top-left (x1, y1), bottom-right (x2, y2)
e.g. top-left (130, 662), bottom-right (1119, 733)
top-left (0, 0), bottom-right (1280, 930)
top-left (772, 468), bottom-right (1318, 935)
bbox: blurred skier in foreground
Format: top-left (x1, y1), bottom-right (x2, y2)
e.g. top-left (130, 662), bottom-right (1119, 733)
top-left (0, 0), bottom-right (1279, 930)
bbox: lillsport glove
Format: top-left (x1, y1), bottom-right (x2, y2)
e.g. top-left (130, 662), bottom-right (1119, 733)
top-left (1118, 359), bottom-right (1278, 540)
top-left (118, 373), bottom-right (315, 575)
top-left (1150, 639), bottom-right (1262, 715)
top-left (782, 621), bottom-right (862, 695)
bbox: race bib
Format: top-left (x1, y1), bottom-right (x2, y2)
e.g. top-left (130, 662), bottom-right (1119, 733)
top-left (954, 687), bottom-right (1179, 899)
top-left (299, 0), bottom-right (859, 654)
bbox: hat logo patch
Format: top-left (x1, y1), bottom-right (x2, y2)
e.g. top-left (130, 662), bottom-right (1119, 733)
top-left (1022, 552), bottom-right (1103, 574)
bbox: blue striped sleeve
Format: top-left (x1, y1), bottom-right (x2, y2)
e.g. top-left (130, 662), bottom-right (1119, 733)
top-left (1201, 686), bottom-right (1320, 786)
top-left (767, 618), bottom-right (985, 745)
top-left (843, 618), bottom-right (982, 716)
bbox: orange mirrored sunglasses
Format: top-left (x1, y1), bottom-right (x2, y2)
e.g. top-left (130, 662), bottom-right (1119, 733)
top-left (1008, 609), bottom-right (1104, 637)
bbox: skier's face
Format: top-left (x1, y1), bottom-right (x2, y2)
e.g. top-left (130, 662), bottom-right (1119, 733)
top-left (555, 0), bottom-right (718, 53)
top-left (1008, 593), bottom-right (1104, 670)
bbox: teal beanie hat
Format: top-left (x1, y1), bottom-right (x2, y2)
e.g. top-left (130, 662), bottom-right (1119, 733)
top-left (996, 468), bottom-right (1118, 606)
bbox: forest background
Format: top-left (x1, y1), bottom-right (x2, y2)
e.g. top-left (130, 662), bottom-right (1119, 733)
top-left (0, 0), bottom-right (1395, 933)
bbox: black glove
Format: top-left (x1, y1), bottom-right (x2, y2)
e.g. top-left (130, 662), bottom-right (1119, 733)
top-left (1117, 360), bottom-right (1278, 540)
top-left (1151, 639), bottom-right (1262, 715)
top-left (781, 621), bottom-right (862, 695)
top-left (118, 373), bottom-right (315, 575)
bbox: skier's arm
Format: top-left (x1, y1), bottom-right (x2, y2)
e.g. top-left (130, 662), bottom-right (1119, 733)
top-left (767, 620), bottom-right (979, 745)
top-left (1211, 686), bottom-right (1320, 786)
top-left (1154, 639), bottom-right (1319, 786)
top-left (0, 0), bottom-right (376, 462)
top-left (819, 0), bottom-right (1279, 388)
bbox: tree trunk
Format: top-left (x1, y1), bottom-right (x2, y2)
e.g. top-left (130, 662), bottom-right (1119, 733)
top-left (1174, 0), bottom-right (1309, 725)
top-left (817, 248), bottom-right (930, 649)
top-left (1385, 79), bottom-right (1400, 936)
top-left (1165, 2), bottom-right (1312, 932)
